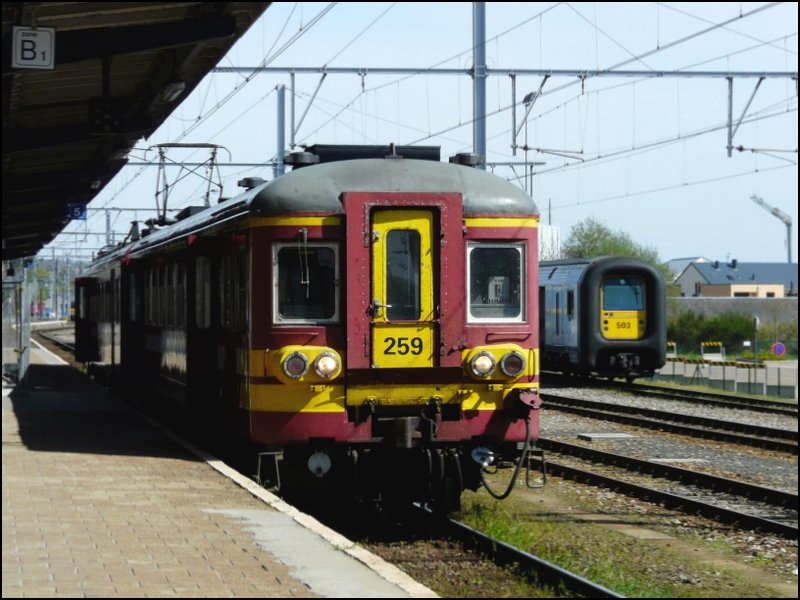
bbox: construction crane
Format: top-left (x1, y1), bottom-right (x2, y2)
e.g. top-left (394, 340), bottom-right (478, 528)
top-left (750, 195), bottom-right (793, 263)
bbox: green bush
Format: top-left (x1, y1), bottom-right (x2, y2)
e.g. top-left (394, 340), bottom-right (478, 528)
top-left (666, 310), bottom-right (796, 358)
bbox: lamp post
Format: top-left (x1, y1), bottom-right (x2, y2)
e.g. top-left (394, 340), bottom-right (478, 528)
top-left (750, 195), bottom-right (792, 263)
top-left (753, 316), bottom-right (760, 362)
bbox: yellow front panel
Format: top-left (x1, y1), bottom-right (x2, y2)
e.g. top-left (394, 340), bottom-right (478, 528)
top-left (602, 310), bottom-right (645, 339)
top-left (601, 274), bottom-right (646, 340)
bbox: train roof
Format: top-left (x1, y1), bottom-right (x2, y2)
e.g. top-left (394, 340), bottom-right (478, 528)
top-left (540, 256), bottom-right (654, 268)
top-left (253, 158), bottom-right (538, 217)
top-left (88, 158), bottom-right (538, 267)
top-left (539, 256), bottom-right (665, 283)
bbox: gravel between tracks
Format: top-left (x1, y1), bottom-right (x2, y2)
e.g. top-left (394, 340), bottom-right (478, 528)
top-left (531, 385), bottom-right (798, 585)
top-left (541, 386), bottom-right (798, 494)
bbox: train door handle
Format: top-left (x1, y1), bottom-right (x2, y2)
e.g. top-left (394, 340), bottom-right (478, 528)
top-left (370, 298), bottom-right (392, 316)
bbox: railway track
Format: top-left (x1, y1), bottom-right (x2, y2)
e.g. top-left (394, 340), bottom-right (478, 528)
top-left (619, 380), bottom-right (796, 415)
top-left (541, 392), bottom-right (798, 454)
top-left (305, 499), bottom-right (627, 598)
top-left (536, 438), bottom-right (797, 539)
top-left (33, 326), bottom-right (75, 354)
top-left (429, 507), bottom-right (625, 598)
top-left (543, 371), bottom-right (798, 415)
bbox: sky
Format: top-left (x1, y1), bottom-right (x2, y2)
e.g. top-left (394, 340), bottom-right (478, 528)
top-left (44, 2), bottom-right (798, 265)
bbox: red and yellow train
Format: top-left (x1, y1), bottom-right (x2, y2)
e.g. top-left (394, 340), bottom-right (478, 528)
top-left (75, 145), bottom-right (541, 511)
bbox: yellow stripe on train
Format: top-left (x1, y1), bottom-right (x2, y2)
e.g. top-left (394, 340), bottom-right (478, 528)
top-left (464, 217), bottom-right (540, 228)
top-left (246, 382), bottom-right (537, 413)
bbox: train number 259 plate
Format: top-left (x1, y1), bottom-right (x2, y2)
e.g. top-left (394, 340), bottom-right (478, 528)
top-left (373, 325), bottom-right (433, 367)
top-left (383, 336), bottom-right (423, 355)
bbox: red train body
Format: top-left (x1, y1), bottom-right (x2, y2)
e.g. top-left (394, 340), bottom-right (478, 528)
top-left (75, 146), bottom-right (541, 510)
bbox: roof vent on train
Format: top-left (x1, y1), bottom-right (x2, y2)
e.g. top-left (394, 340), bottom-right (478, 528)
top-left (238, 177), bottom-right (266, 190)
top-left (299, 144), bottom-right (441, 163)
top-left (175, 206), bottom-right (207, 221)
top-left (448, 152), bottom-right (484, 167)
top-left (283, 152), bottom-right (320, 169)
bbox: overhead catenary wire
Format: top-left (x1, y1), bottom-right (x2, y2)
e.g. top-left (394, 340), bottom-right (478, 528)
top-left (43, 3), bottom-right (796, 256)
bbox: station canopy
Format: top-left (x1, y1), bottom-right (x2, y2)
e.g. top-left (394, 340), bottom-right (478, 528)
top-left (3, 2), bottom-right (271, 261)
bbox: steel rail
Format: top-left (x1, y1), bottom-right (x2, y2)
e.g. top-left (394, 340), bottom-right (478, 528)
top-left (538, 438), bottom-right (798, 510)
top-left (544, 459), bottom-right (798, 540)
top-left (540, 394), bottom-right (798, 454)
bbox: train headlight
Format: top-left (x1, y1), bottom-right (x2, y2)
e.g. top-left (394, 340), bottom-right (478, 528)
top-left (313, 352), bottom-right (341, 379)
top-left (282, 351), bottom-right (309, 378)
top-left (470, 351), bottom-right (497, 377)
top-left (499, 351), bottom-right (526, 377)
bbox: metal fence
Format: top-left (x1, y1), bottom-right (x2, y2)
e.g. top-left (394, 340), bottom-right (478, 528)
top-left (654, 359), bottom-right (798, 400)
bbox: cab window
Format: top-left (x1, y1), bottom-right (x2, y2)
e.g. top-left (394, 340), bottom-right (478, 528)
top-left (274, 243), bottom-right (339, 323)
top-left (602, 276), bottom-right (644, 310)
top-left (467, 243), bottom-right (525, 322)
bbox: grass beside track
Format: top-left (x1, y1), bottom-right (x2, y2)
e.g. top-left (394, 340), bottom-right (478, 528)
top-left (456, 483), bottom-right (792, 598)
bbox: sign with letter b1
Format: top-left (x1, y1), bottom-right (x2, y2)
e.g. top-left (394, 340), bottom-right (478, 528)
top-left (12, 27), bottom-right (56, 70)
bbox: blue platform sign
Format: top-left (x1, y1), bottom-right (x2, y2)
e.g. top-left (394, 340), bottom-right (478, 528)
top-left (67, 203), bottom-right (87, 220)
top-left (771, 342), bottom-right (786, 357)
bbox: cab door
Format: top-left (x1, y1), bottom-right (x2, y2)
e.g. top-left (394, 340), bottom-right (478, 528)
top-left (344, 191), bottom-right (463, 376)
top-left (370, 210), bottom-right (435, 368)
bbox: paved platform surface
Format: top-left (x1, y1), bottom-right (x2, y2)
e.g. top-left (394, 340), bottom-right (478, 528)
top-left (2, 341), bottom-right (437, 598)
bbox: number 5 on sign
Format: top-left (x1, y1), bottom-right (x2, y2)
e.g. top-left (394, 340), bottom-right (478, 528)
top-left (12, 27), bottom-right (56, 70)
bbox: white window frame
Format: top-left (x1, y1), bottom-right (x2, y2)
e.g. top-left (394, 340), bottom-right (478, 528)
top-left (466, 242), bottom-right (526, 324)
top-left (272, 242), bottom-right (340, 324)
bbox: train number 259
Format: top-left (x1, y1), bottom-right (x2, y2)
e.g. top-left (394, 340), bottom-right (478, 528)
top-left (383, 336), bottom-right (424, 355)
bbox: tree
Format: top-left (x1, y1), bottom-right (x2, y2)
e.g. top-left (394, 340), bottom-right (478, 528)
top-left (562, 217), bottom-right (670, 280)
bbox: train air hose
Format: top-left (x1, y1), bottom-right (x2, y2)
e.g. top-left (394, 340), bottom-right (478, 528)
top-left (479, 415), bottom-right (532, 500)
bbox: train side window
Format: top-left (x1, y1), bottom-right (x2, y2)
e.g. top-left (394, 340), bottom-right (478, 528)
top-left (145, 270), bottom-right (152, 324)
top-left (156, 266), bottom-right (165, 326)
top-left (175, 263), bottom-right (186, 328)
top-left (195, 257), bottom-right (211, 329)
top-left (166, 265), bottom-right (174, 327)
top-left (220, 249), bottom-right (248, 332)
top-left (78, 287), bottom-right (86, 320)
top-left (220, 256), bottom-right (231, 329)
top-left (128, 274), bottom-right (138, 322)
top-left (567, 290), bottom-right (574, 320)
top-left (114, 276), bottom-right (120, 324)
top-left (555, 291), bottom-right (560, 335)
top-left (236, 249), bottom-right (248, 331)
top-left (467, 243), bottom-right (525, 323)
top-left (274, 243), bottom-right (339, 323)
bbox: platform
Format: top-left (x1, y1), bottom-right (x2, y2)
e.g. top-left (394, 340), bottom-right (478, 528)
top-left (2, 340), bottom-right (437, 598)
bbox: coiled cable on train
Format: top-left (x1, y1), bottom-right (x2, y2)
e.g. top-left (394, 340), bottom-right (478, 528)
top-left (479, 415), bottom-right (532, 500)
